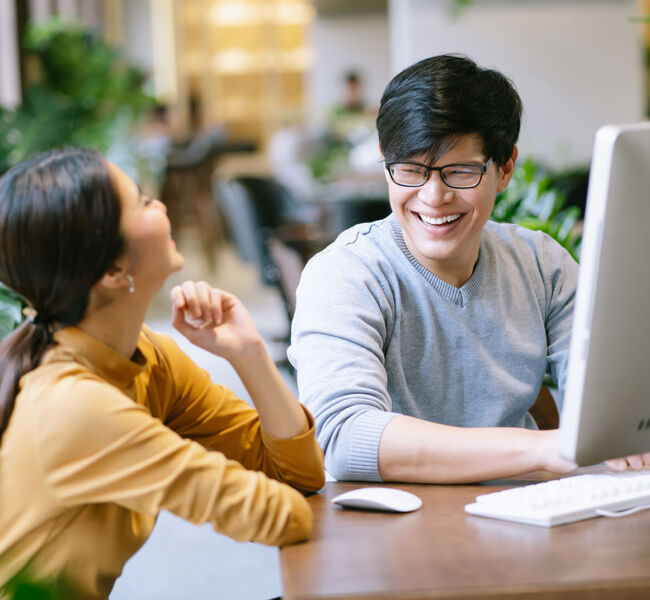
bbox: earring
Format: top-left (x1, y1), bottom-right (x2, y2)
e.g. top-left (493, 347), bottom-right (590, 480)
top-left (125, 274), bottom-right (135, 294)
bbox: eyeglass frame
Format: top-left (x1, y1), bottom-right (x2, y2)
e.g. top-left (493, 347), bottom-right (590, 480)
top-left (384, 157), bottom-right (494, 189)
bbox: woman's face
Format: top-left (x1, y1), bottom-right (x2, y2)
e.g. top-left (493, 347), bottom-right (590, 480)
top-left (109, 162), bottom-right (184, 291)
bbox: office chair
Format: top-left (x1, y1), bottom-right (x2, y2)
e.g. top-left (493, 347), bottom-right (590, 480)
top-left (161, 127), bottom-right (256, 270)
top-left (530, 385), bottom-right (559, 430)
top-left (213, 175), bottom-right (331, 352)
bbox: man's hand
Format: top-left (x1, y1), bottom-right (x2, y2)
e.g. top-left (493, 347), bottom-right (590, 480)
top-left (605, 452), bottom-right (650, 471)
top-left (537, 429), bottom-right (578, 474)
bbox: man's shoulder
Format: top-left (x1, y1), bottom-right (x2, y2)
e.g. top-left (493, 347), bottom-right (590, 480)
top-left (484, 220), bottom-right (570, 260)
top-left (483, 220), bottom-right (578, 291)
top-left (309, 216), bottom-right (396, 269)
top-left (484, 219), bottom-right (543, 245)
top-left (298, 216), bottom-right (403, 301)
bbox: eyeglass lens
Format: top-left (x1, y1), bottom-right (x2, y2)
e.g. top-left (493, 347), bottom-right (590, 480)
top-left (389, 163), bottom-right (485, 188)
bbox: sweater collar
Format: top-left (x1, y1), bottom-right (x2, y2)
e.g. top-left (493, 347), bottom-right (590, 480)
top-left (389, 216), bottom-right (486, 307)
top-left (49, 326), bottom-right (146, 390)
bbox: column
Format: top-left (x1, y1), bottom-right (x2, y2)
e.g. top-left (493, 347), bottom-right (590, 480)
top-left (0, 0), bottom-right (21, 109)
top-left (29, 0), bottom-right (53, 23)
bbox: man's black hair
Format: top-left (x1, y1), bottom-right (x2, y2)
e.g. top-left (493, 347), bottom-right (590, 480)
top-left (376, 54), bottom-right (522, 167)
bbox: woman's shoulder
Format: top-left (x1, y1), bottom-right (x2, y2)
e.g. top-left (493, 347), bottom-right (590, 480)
top-left (139, 325), bottom-right (178, 361)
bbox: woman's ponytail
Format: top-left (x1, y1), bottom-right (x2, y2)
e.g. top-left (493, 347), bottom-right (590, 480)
top-left (0, 321), bottom-right (52, 434)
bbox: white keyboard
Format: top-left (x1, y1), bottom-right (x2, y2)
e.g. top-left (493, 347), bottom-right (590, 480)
top-left (464, 471), bottom-right (650, 527)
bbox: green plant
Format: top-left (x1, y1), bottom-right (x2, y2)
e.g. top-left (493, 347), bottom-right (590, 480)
top-left (449, 0), bottom-right (473, 16)
top-left (308, 140), bottom-right (350, 181)
top-left (0, 18), bottom-right (154, 175)
top-left (1, 567), bottom-right (78, 600)
top-left (0, 283), bottom-right (24, 341)
top-left (492, 157), bottom-right (585, 261)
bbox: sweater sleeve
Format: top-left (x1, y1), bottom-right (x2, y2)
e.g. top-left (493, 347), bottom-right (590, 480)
top-left (36, 376), bottom-right (312, 547)
top-left (540, 234), bottom-right (579, 411)
top-left (288, 249), bottom-right (400, 482)
top-left (143, 330), bottom-right (324, 494)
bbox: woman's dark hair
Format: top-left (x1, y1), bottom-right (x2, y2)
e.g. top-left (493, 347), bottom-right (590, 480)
top-left (376, 53), bottom-right (522, 166)
top-left (0, 147), bottom-right (126, 438)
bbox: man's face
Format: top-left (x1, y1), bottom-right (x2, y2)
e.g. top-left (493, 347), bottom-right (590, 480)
top-left (384, 134), bottom-right (517, 287)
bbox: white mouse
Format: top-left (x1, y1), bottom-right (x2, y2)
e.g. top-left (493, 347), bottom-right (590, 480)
top-left (331, 487), bottom-right (422, 513)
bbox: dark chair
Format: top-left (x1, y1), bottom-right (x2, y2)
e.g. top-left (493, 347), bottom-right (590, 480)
top-left (530, 385), bottom-right (559, 430)
top-left (161, 127), bottom-right (256, 270)
top-left (326, 197), bottom-right (392, 233)
top-left (213, 175), bottom-right (331, 347)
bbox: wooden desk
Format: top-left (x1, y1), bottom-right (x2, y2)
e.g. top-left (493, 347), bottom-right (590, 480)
top-left (280, 470), bottom-right (650, 599)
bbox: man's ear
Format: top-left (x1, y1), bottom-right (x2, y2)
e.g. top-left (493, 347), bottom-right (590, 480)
top-left (496, 146), bottom-right (519, 193)
top-left (379, 143), bottom-right (392, 185)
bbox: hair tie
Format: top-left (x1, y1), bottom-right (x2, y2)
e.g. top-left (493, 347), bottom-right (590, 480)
top-left (22, 306), bottom-right (50, 326)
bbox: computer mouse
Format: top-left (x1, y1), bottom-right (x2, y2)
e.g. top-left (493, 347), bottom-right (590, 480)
top-left (331, 486), bottom-right (422, 513)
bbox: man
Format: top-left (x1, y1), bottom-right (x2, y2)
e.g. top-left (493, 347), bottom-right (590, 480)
top-left (288, 54), bottom-right (646, 484)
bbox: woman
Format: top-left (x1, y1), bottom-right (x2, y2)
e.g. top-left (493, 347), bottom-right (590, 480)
top-left (0, 147), bottom-right (324, 598)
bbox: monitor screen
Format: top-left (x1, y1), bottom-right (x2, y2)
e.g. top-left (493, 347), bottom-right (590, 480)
top-left (559, 121), bottom-right (650, 465)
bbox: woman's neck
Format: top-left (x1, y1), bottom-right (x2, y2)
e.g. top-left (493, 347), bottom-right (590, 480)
top-left (76, 297), bottom-right (149, 359)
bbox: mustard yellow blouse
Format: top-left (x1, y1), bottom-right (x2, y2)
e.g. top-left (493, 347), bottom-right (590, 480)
top-left (0, 326), bottom-right (324, 598)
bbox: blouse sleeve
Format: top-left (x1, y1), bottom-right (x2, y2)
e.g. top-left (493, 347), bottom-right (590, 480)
top-left (36, 375), bottom-right (312, 547)
top-left (141, 329), bottom-right (324, 494)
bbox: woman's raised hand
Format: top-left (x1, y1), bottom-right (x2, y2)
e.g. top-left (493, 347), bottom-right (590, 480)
top-left (171, 281), bottom-right (264, 362)
top-left (171, 280), bottom-right (311, 440)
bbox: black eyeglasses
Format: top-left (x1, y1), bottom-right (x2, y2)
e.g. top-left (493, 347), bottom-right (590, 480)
top-left (385, 158), bottom-right (493, 189)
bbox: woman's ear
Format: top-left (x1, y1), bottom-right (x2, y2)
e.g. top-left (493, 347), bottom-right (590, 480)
top-left (97, 260), bottom-right (131, 292)
top-left (496, 146), bottom-right (519, 193)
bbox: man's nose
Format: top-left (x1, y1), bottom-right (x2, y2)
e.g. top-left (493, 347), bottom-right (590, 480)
top-left (417, 170), bottom-right (453, 204)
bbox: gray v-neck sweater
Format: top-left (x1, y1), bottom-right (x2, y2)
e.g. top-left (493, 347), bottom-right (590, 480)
top-left (288, 215), bottom-right (578, 481)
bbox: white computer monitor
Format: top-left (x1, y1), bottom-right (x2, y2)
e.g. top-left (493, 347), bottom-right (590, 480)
top-left (559, 121), bottom-right (650, 465)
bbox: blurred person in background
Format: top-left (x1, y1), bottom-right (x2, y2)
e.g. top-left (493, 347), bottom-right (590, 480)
top-left (0, 147), bottom-right (324, 599)
top-left (335, 70), bottom-right (366, 114)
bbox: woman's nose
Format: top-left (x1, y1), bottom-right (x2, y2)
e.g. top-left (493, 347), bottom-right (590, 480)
top-left (155, 198), bottom-right (167, 214)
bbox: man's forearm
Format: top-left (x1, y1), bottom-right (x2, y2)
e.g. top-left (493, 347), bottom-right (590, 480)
top-left (378, 415), bottom-right (575, 483)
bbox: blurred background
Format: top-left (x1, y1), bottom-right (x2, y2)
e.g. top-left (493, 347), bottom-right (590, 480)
top-left (0, 1), bottom-right (649, 598)
top-left (1, 0), bottom-right (649, 326)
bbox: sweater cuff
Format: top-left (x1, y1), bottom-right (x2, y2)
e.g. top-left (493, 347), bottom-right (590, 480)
top-left (346, 410), bottom-right (398, 482)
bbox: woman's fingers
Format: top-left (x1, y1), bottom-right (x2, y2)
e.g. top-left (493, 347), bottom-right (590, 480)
top-left (180, 280), bottom-right (202, 320)
top-left (170, 285), bottom-right (187, 311)
top-left (171, 281), bottom-right (227, 330)
top-left (210, 286), bottom-right (223, 325)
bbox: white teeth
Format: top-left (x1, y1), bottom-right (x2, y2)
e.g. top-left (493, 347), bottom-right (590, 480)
top-left (419, 213), bottom-right (461, 225)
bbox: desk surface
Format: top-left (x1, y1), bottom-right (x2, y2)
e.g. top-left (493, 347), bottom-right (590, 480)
top-left (280, 468), bottom-right (650, 599)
